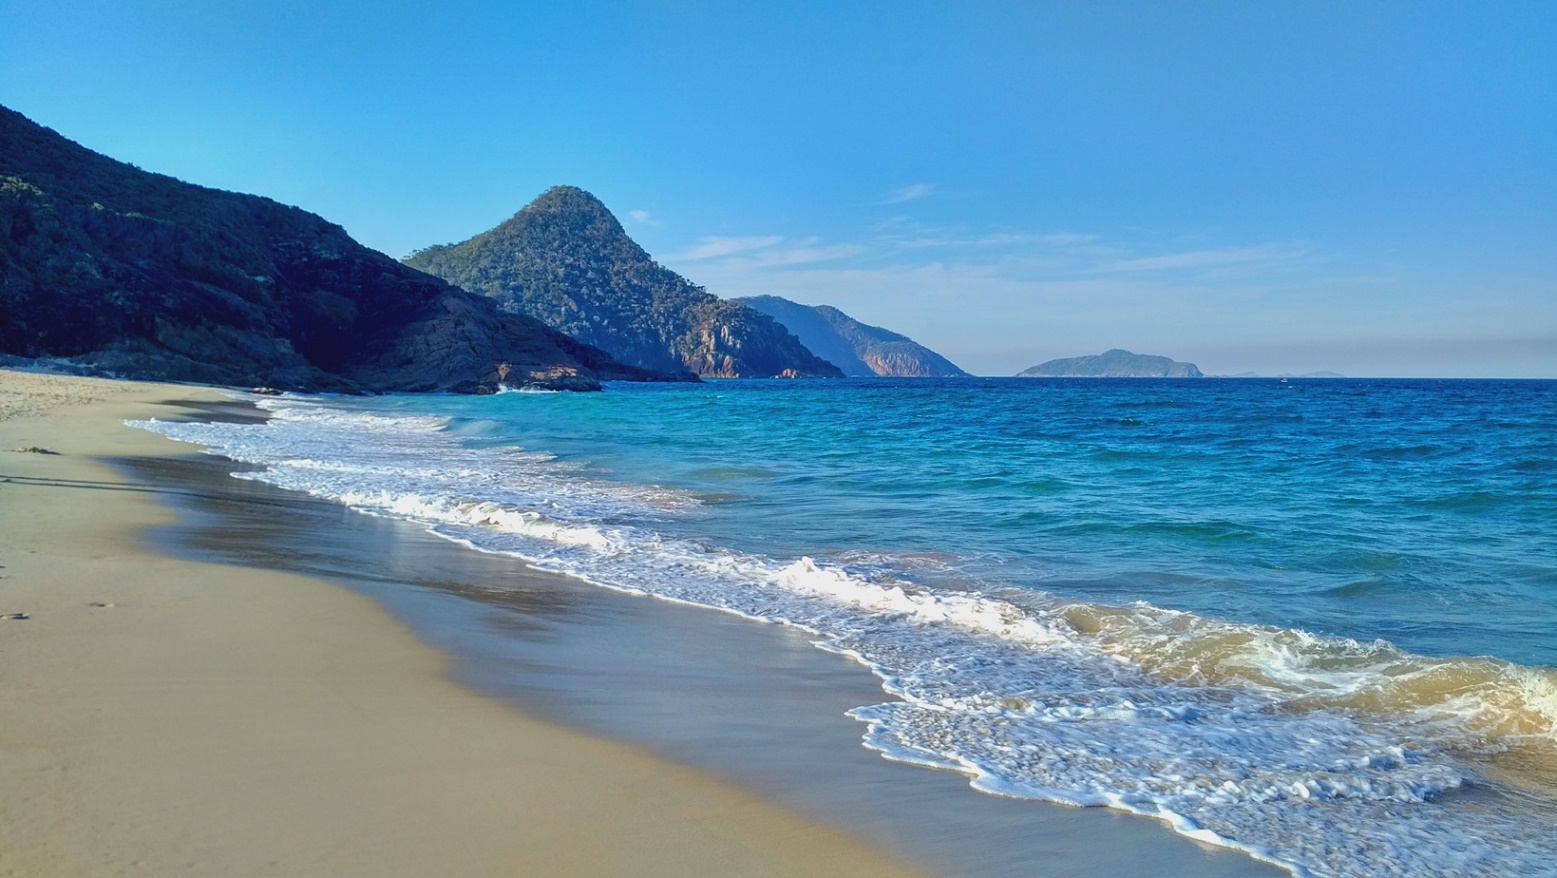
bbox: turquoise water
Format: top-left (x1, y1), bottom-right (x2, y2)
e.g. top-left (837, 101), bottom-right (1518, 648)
top-left (137, 377), bottom-right (1557, 877)
top-left (436, 378), bottom-right (1557, 668)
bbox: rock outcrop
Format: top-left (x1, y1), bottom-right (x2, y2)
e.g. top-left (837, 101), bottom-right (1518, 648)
top-left (736, 295), bottom-right (968, 378)
top-left (0, 105), bottom-right (666, 392)
top-left (404, 187), bottom-right (842, 379)
top-left (1018, 349), bottom-right (1203, 378)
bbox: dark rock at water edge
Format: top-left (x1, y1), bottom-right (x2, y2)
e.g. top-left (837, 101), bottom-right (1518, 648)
top-left (736, 295), bottom-right (969, 378)
top-left (404, 187), bottom-right (843, 379)
top-left (1018, 349), bottom-right (1203, 378)
top-left (0, 104), bottom-right (671, 393)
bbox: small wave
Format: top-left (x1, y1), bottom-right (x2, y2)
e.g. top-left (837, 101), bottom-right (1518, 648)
top-left (1119, 520), bottom-right (1260, 542)
top-left (1114, 399), bottom-right (1188, 409)
top-left (1056, 600), bottom-right (1557, 743)
top-left (691, 465), bottom-right (782, 481)
top-left (1088, 448), bottom-right (1155, 462)
top-left (1046, 519), bottom-right (1259, 543)
top-left (441, 416), bottom-right (509, 432)
top-left (1355, 444), bottom-right (1449, 461)
top-left (1322, 578), bottom-right (1389, 598)
top-left (1412, 490), bottom-right (1506, 512)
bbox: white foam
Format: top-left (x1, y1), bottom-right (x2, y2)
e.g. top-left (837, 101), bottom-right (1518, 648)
top-left (130, 395), bottom-right (1557, 878)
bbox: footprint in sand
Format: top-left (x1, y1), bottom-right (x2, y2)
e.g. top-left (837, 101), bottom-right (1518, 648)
top-left (1, 612), bottom-right (29, 620)
top-left (87, 602), bottom-right (116, 608)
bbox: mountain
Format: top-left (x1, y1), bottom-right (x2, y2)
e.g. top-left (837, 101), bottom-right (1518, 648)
top-left (403, 187), bottom-right (842, 379)
top-left (1018, 349), bottom-right (1203, 378)
top-left (0, 105), bottom-right (667, 392)
top-left (736, 295), bottom-right (968, 377)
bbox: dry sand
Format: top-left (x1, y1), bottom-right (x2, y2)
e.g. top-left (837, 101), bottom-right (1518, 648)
top-left (0, 368), bottom-right (923, 877)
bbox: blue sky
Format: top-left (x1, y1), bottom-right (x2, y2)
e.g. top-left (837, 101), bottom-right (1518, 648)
top-left (3, 1), bottom-right (1553, 376)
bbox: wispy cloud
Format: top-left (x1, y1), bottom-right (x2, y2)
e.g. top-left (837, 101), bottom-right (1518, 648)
top-left (960, 231), bottom-right (1105, 249)
top-left (871, 221), bottom-right (1105, 253)
top-left (627, 209), bottom-right (658, 226)
top-left (882, 183), bottom-right (935, 204)
top-left (1034, 232), bottom-right (1103, 247)
top-left (664, 236), bottom-right (864, 267)
top-left (740, 241), bottom-right (865, 266)
top-left (665, 235), bottom-right (784, 261)
top-left (1104, 245), bottom-right (1308, 273)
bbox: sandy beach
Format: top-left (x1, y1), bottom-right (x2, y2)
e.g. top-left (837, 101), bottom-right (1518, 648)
top-left (0, 368), bottom-right (1288, 878)
top-left (0, 369), bottom-right (924, 877)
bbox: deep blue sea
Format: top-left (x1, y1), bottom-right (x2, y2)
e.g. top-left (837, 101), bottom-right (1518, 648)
top-left (137, 377), bottom-right (1557, 878)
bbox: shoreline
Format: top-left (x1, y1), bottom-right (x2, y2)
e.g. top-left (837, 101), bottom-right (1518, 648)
top-left (120, 448), bottom-right (1282, 878)
top-left (114, 381), bottom-right (1280, 877)
top-left (0, 369), bottom-right (926, 877)
top-left (1, 368), bottom-right (1283, 877)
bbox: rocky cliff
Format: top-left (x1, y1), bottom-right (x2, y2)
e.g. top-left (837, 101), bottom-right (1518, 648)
top-left (736, 295), bottom-right (968, 378)
top-left (1018, 349), bottom-right (1203, 378)
top-left (404, 187), bottom-right (842, 379)
top-left (0, 105), bottom-right (663, 392)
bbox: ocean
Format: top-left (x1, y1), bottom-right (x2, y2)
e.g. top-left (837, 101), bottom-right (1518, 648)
top-left (134, 377), bottom-right (1557, 877)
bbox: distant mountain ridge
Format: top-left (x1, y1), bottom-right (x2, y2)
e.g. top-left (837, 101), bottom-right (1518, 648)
top-left (1019, 349), bottom-right (1203, 378)
top-left (736, 295), bottom-right (968, 377)
top-left (0, 105), bottom-right (659, 392)
top-left (405, 188), bottom-right (842, 379)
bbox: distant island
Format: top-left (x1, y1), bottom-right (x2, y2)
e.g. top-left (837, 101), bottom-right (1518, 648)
top-left (1018, 349), bottom-right (1203, 378)
top-left (736, 295), bottom-right (968, 378)
top-left (404, 188), bottom-right (841, 380)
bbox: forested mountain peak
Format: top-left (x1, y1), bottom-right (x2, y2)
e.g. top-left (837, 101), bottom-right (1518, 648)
top-left (405, 188), bottom-right (842, 379)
